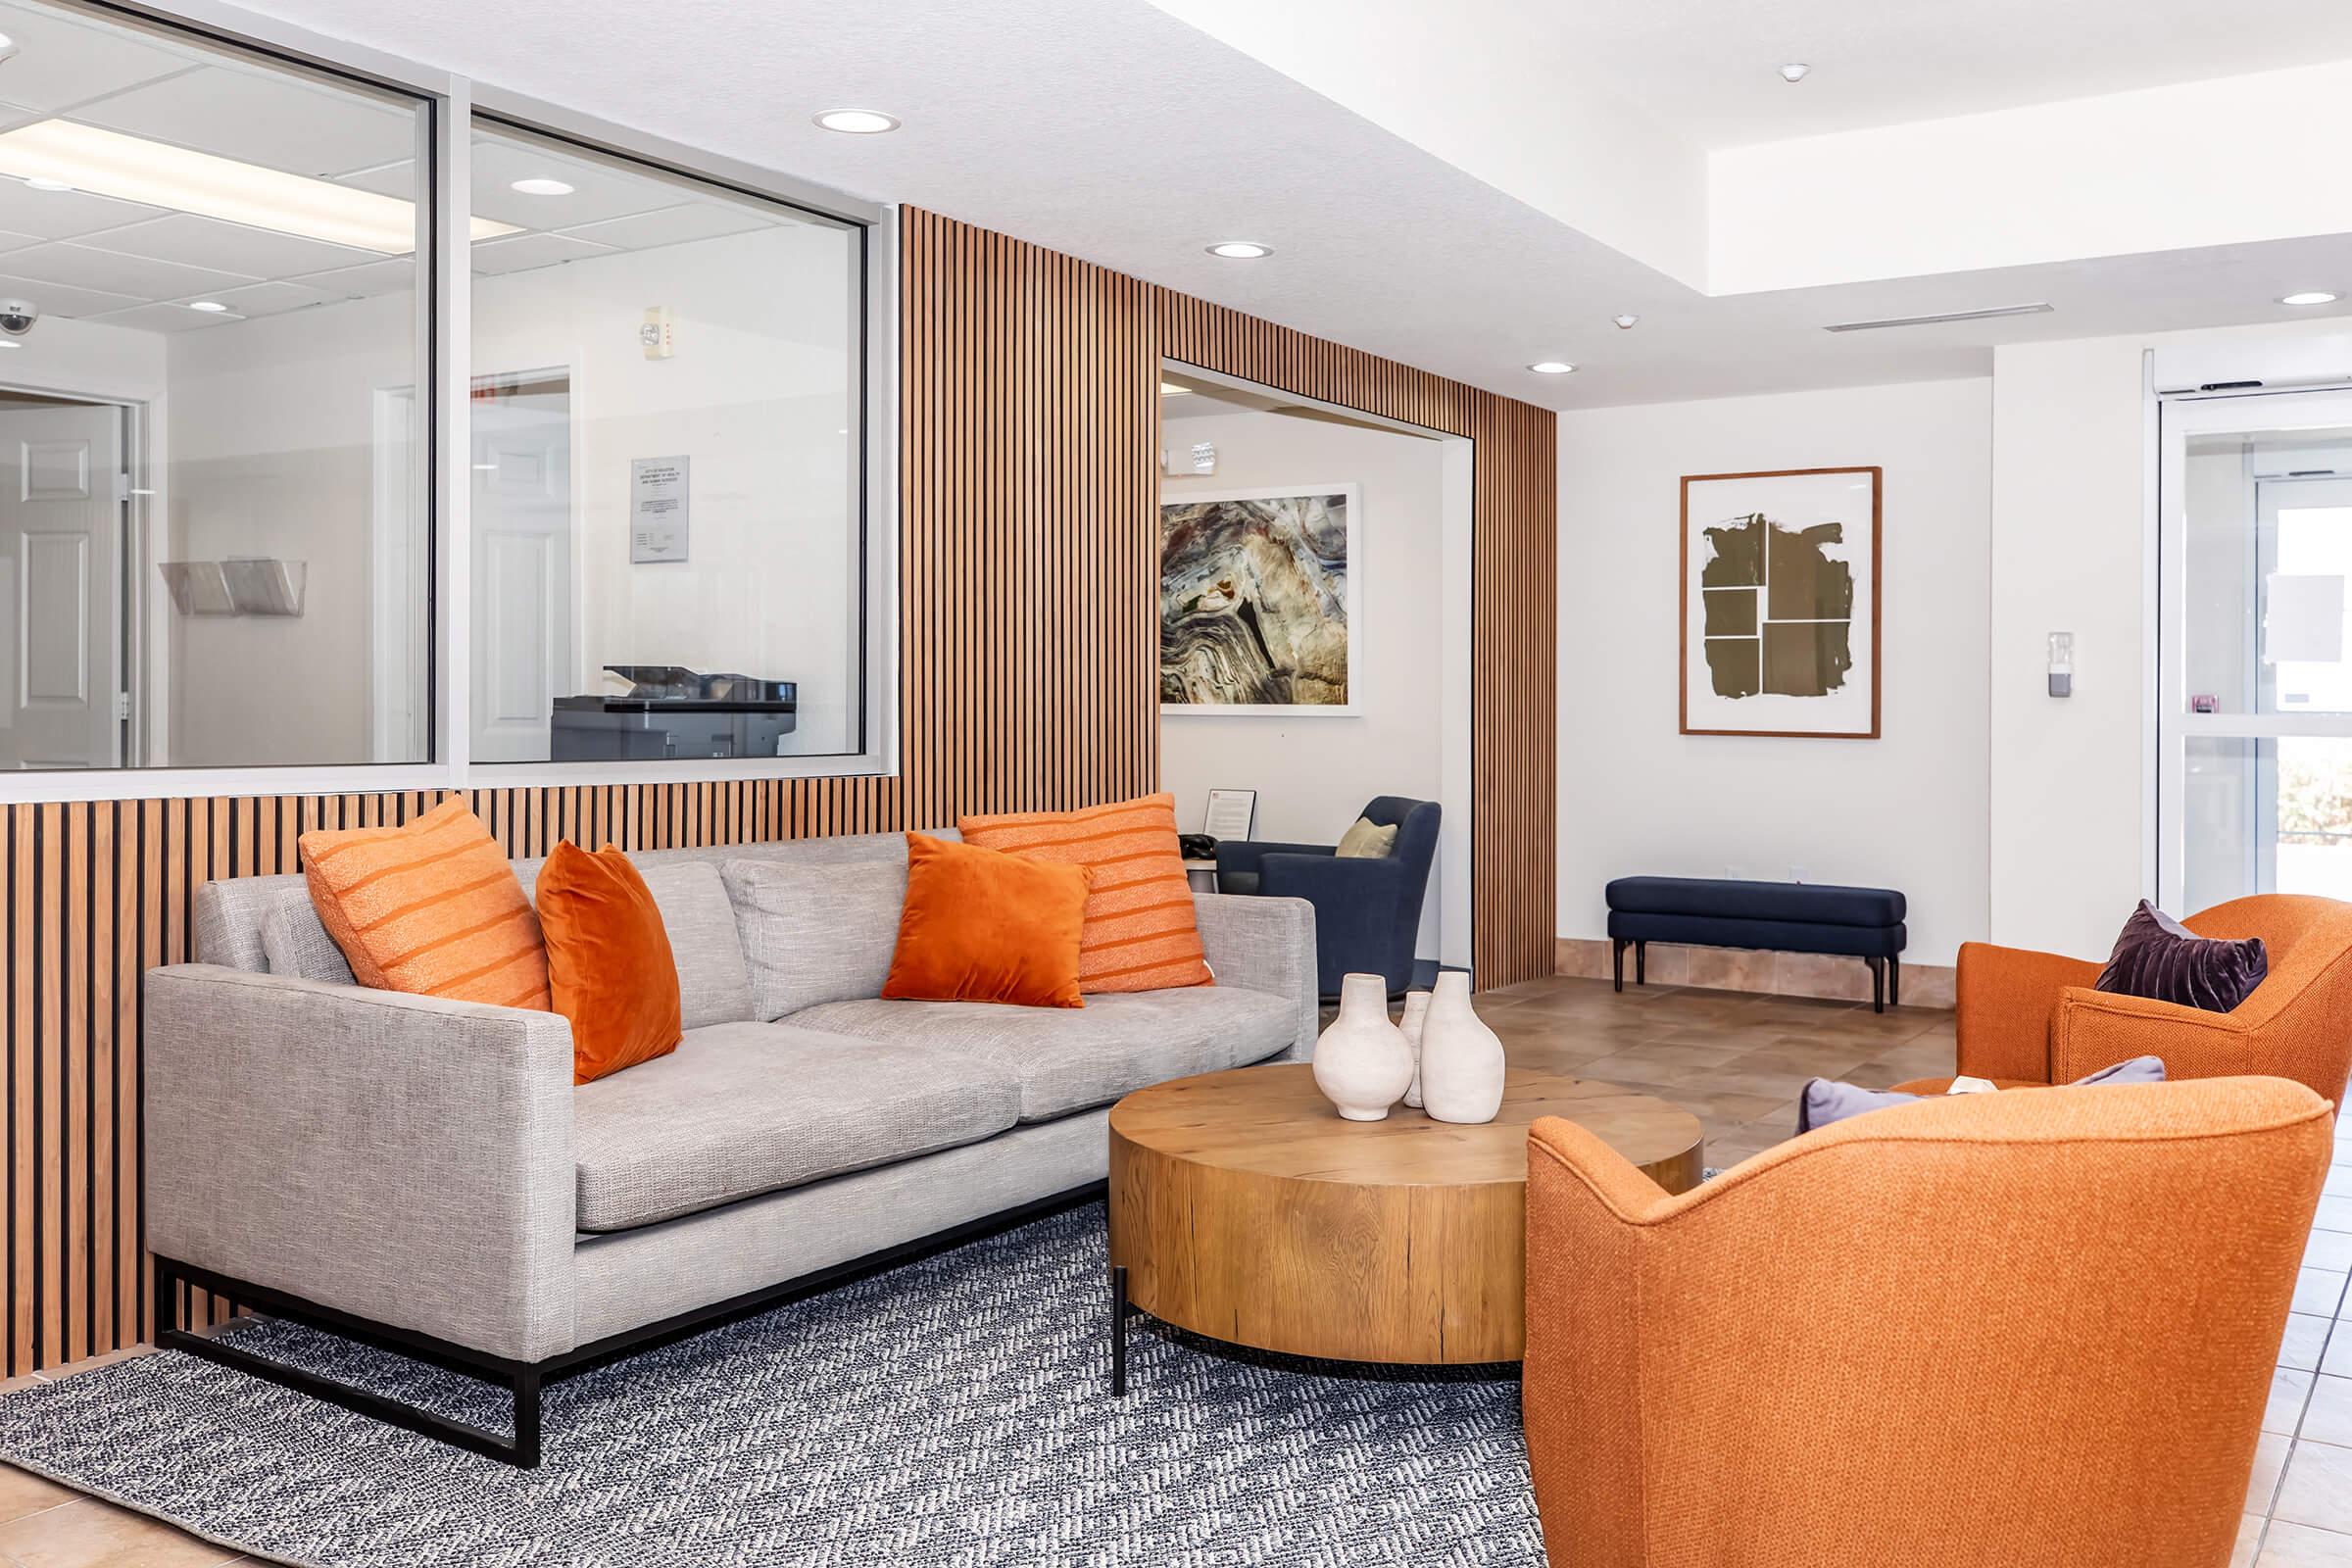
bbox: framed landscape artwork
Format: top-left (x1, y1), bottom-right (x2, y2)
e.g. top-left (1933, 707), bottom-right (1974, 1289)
top-left (1159, 484), bottom-right (1360, 715)
top-left (1680, 466), bottom-right (1881, 739)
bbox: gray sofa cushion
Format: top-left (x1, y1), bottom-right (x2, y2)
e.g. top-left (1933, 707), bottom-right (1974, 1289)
top-left (260, 891), bottom-right (356, 985)
top-left (633, 861), bottom-right (756, 1028)
top-left (786, 986), bottom-right (1295, 1122)
top-left (723, 858), bottom-right (905, 1020)
top-left (571, 1021), bottom-right (1022, 1233)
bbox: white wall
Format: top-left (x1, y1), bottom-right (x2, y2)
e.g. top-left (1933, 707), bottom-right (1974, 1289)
top-left (1158, 407), bottom-right (1447, 956)
top-left (1556, 378), bottom-right (1993, 966)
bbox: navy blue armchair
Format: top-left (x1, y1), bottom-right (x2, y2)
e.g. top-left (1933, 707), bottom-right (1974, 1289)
top-left (1214, 796), bottom-right (1441, 999)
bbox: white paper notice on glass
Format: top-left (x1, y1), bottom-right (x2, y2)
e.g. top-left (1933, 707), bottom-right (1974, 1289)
top-left (630, 457), bottom-right (690, 564)
top-left (2265, 572), bottom-right (2345, 664)
top-left (1203, 789), bottom-right (1256, 842)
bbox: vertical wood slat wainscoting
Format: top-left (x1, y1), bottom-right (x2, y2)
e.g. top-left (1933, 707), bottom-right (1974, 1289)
top-left (0, 206), bottom-right (1552, 1376)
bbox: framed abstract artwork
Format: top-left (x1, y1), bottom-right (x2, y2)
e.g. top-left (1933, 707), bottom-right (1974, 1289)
top-left (1159, 484), bottom-right (1360, 715)
top-left (1680, 466), bottom-right (1881, 739)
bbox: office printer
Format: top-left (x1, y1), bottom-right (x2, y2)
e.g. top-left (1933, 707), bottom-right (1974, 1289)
top-left (550, 666), bottom-right (798, 760)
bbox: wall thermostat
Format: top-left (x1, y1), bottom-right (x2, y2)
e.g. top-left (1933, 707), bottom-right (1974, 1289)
top-left (640, 305), bottom-right (674, 360)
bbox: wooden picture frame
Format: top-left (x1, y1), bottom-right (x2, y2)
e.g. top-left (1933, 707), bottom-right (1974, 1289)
top-left (1679, 466), bottom-right (1882, 739)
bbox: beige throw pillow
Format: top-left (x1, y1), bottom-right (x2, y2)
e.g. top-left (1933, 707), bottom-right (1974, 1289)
top-left (1336, 817), bottom-right (1398, 858)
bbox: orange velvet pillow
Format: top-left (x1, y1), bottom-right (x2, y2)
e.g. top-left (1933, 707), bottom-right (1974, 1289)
top-left (882, 832), bottom-right (1090, 1008)
top-left (300, 797), bottom-right (550, 1010)
top-left (957, 792), bottom-right (1211, 993)
top-left (535, 841), bottom-right (684, 1085)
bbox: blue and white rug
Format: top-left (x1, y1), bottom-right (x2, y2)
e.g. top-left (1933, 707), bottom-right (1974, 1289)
top-left (0, 1203), bottom-right (1541, 1566)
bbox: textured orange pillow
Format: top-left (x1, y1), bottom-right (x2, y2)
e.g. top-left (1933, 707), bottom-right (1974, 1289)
top-left (882, 832), bottom-right (1090, 1008)
top-left (957, 792), bottom-right (1211, 993)
top-left (536, 841), bottom-right (683, 1085)
top-left (299, 798), bottom-right (550, 1009)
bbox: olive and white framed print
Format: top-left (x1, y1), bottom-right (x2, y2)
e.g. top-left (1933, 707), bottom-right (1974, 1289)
top-left (1681, 466), bottom-right (1881, 739)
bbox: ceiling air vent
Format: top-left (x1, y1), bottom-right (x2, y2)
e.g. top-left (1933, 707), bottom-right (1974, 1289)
top-left (1823, 303), bottom-right (2053, 332)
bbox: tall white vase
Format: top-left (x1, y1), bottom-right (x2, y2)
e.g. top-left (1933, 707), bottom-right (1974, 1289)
top-left (1312, 973), bottom-right (1414, 1121)
top-left (1418, 972), bottom-right (1505, 1124)
top-left (1398, 990), bottom-right (1432, 1108)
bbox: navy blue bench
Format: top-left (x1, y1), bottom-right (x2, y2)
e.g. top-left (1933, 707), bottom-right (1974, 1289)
top-left (1603, 877), bottom-right (1909, 1011)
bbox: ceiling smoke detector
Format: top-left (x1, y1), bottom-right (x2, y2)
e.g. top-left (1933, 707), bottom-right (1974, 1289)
top-left (1612, 314), bottom-right (1639, 329)
top-left (1780, 63), bottom-right (1811, 82)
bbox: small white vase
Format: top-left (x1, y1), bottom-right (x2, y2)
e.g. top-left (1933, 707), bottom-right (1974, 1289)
top-left (1418, 971), bottom-right (1505, 1124)
top-left (1398, 990), bottom-right (1432, 1108)
top-left (1312, 973), bottom-right (1414, 1121)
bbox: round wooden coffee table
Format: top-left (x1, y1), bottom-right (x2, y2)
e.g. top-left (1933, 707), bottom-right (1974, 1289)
top-left (1105, 1063), bottom-right (1703, 1389)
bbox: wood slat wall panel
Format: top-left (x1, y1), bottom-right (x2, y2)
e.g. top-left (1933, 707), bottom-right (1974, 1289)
top-left (0, 206), bottom-right (1552, 1375)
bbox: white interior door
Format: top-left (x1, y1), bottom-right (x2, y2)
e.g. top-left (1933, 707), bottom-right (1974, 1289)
top-left (469, 383), bottom-right (574, 763)
top-left (0, 402), bottom-right (122, 769)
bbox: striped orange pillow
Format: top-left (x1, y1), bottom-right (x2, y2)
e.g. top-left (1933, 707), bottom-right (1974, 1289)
top-left (957, 792), bottom-right (1211, 994)
top-left (299, 798), bottom-right (551, 1011)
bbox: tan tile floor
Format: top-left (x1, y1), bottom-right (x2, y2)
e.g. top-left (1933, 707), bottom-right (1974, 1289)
top-left (0, 973), bottom-right (2341, 1563)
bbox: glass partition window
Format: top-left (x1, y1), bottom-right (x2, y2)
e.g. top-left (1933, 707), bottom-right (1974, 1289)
top-left (467, 121), bottom-right (863, 764)
top-left (0, 0), bottom-right (430, 768)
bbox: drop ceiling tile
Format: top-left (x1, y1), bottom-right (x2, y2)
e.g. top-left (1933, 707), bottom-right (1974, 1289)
top-left (83, 301), bottom-right (246, 331)
top-left (561, 202), bottom-right (782, 251)
top-left (2, 239), bottom-right (251, 300)
top-left (296, 257), bottom-right (416, 299)
top-left (0, 179), bottom-right (163, 240)
top-left (469, 231), bottom-right (616, 276)
top-left (200, 278), bottom-right (331, 317)
top-left (466, 137), bottom-right (682, 229)
top-left (0, 270), bottom-right (137, 318)
top-left (0, 7), bottom-right (197, 114)
top-left (0, 227), bottom-right (36, 255)
top-left (88, 213), bottom-right (380, 281)
top-left (72, 64), bottom-right (419, 179)
top-left (334, 158), bottom-right (417, 205)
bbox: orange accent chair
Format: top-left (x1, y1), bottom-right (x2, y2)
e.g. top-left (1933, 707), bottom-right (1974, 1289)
top-left (1524, 1077), bottom-right (2334, 1568)
top-left (1894, 896), bottom-right (2352, 1107)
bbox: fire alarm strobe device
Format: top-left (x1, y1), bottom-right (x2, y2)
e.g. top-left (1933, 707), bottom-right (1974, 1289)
top-left (640, 305), bottom-right (674, 360)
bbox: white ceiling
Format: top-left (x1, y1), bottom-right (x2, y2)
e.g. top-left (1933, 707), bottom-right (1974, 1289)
top-left (11, 0), bottom-right (2352, 408)
top-left (0, 0), bottom-right (799, 330)
top-left (1487, 0), bottom-right (2352, 148)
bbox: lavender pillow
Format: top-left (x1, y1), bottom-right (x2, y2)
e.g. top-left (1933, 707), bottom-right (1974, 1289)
top-left (1795, 1055), bottom-right (2167, 1135)
top-left (2096, 900), bottom-right (2267, 1013)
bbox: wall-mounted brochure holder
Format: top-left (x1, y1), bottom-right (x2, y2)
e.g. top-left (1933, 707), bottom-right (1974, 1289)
top-left (159, 560), bottom-right (307, 617)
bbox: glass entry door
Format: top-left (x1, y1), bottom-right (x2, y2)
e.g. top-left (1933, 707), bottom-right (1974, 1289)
top-left (2160, 391), bottom-right (2352, 911)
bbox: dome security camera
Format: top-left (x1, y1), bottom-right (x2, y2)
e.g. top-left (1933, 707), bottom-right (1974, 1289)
top-left (0, 301), bottom-right (36, 337)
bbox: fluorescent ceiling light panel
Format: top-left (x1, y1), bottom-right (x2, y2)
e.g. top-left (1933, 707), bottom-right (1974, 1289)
top-left (1822, 302), bottom-right (2052, 332)
top-left (0, 121), bottom-right (517, 254)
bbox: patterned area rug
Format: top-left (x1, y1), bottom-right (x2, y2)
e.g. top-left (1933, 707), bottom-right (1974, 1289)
top-left (0, 1203), bottom-right (1541, 1566)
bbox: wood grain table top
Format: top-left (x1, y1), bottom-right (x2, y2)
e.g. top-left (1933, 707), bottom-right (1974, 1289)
top-left (1107, 1063), bottom-right (1705, 1188)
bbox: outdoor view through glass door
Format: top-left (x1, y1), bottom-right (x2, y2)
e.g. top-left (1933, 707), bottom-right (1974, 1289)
top-left (2160, 392), bottom-right (2352, 910)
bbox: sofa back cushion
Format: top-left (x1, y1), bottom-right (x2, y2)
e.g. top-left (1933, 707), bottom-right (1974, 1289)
top-left (724, 857), bottom-right (906, 1019)
top-left (261, 892), bottom-right (357, 985)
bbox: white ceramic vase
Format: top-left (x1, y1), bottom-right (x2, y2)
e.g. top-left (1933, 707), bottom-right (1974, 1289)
top-left (1312, 973), bottom-right (1415, 1121)
top-left (1418, 971), bottom-right (1505, 1124)
top-left (1398, 990), bottom-right (1432, 1108)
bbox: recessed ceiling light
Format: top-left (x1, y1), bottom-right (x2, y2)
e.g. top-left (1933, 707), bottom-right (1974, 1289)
top-left (1528, 361), bottom-right (1577, 374)
top-left (24, 176), bottom-right (70, 192)
top-left (510, 177), bottom-right (574, 197)
top-left (1160, 381), bottom-right (1194, 395)
top-left (1206, 240), bottom-right (1274, 260)
top-left (0, 120), bottom-right (516, 252)
top-left (0, 33), bottom-right (16, 64)
top-left (2279, 291), bottom-right (2339, 307)
top-left (1612, 314), bottom-right (1640, 329)
top-left (185, 300), bottom-right (229, 313)
top-left (814, 109), bottom-right (901, 135)
top-left (1780, 63), bottom-right (1811, 82)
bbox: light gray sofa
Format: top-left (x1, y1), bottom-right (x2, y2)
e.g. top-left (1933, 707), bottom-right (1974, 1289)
top-left (142, 828), bottom-right (1317, 1464)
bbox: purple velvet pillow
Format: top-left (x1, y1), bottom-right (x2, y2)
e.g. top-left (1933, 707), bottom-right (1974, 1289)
top-left (2095, 900), bottom-right (2266, 1013)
